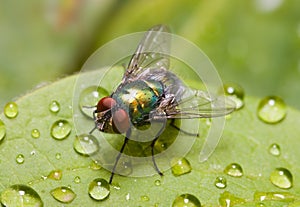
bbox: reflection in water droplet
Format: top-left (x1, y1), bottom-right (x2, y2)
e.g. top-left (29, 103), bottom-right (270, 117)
top-left (51, 120), bottom-right (71, 140)
top-left (223, 83), bottom-right (244, 109)
top-left (254, 191), bottom-right (295, 202)
top-left (74, 176), bottom-right (81, 184)
top-left (88, 178), bottom-right (110, 201)
top-left (215, 176), bottom-right (227, 189)
top-left (270, 168), bottom-right (293, 189)
top-left (4, 102), bottom-right (18, 118)
top-left (73, 134), bottom-right (99, 156)
top-left (49, 100), bottom-right (60, 113)
top-left (16, 154), bottom-right (25, 164)
top-left (172, 194), bottom-right (201, 207)
top-left (224, 163), bottom-right (243, 177)
top-left (116, 157), bottom-right (133, 176)
top-left (219, 191), bottom-right (245, 207)
top-left (31, 129), bottom-right (40, 139)
top-left (170, 157), bottom-right (192, 176)
top-left (50, 186), bottom-right (76, 203)
top-left (55, 153), bottom-right (62, 160)
top-left (47, 170), bottom-right (62, 180)
top-left (268, 143), bottom-right (281, 156)
top-left (79, 86), bottom-right (109, 118)
top-left (257, 96), bottom-right (286, 124)
top-left (0, 119), bottom-right (6, 142)
top-left (0, 184), bottom-right (43, 206)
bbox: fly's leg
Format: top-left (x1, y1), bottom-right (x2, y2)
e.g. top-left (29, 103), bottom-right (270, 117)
top-left (109, 129), bottom-right (131, 184)
top-left (150, 137), bottom-right (163, 176)
top-left (170, 119), bottom-right (199, 137)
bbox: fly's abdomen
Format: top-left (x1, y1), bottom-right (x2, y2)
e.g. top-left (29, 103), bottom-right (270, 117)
top-left (113, 80), bottom-right (163, 124)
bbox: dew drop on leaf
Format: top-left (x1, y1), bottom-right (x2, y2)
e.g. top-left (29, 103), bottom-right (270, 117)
top-left (257, 96), bottom-right (286, 124)
top-left (214, 176), bottom-right (227, 189)
top-left (49, 100), bottom-right (60, 113)
top-left (79, 86), bottom-right (109, 118)
top-left (16, 154), bottom-right (25, 164)
top-left (31, 129), bottom-right (40, 139)
top-left (223, 83), bottom-right (244, 109)
top-left (0, 184), bottom-right (43, 207)
top-left (170, 157), bottom-right (192, 176)
top-left (50, 186), bottom-right (76, 203)
top-left (154, 180), bottom-right (161, 186)
top-left (74, 176), bottom-right (81, 184)
top-left (89, 160), bottom-right (102, 170)
top-left (115, 157), bottom-right (133, 176)
top-left (172, 193), bottom-right (201, 207)
top-left (254, 191), bottom-right (295, 202)
top-left (141, 195), bottom-right (150, 202)
top-left (224, 163), bottom-right (243, 177)
top-left (73, 133), bottom-right (99, 156)
top-left (55, 153), bottom-right (62, 160)
top-left (219, 191), bottom-right (245, 207)
top-left (88, 178), bottom-right (110, 201)
top-left (268, 143), bottom-right (281, 156)
top-left (0, 119), bottom-right (6, 142)
top-left (4, 102), bottom-right (18, 118)
top-left (51, 120), bottom-right (71, 140)
top-left (47, 169), bottom-right (62, 180)
top-left (270, 167), bottom-right (293, 189)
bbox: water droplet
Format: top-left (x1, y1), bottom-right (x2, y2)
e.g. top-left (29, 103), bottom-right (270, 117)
top-left (50, 186), bottom-right (76, 203)
top-left (0, 184), bottom-right (43, 206)
top-left (170, 157), bottom-right (192, 176)
top-left (74, 176), bottom-right (81, 184)
top-left (141, 195), bottom-right (150, 202)
top-left (79, 86), bottom-right (109, 118)
top-left (270, 167), bottom-right (293, 189)
top-left (49, 100), bottom-right (60, 113)
top-left (31, 129), bottom-right (40, 139)
top-left (219, 191), bottom-right (245, 207)
top-left (47, 169), bottom-right (62, 180)
top-left (16, 154), bottom-right (25, 164)
top-left (256, 203), bottom-right (266, 207)
top-left (254, 191), bottom-right (295, 202)
top-left (89, 160), bottom-right (102, 170)
top-left (172, 194), bottom-right (201, 207)
top-left (224, 163), bottom-right (243, 177)
top-left (223, 83), bottom-right (244, 109)
top-left (268, 143), bottom-right (281, 156)
top-left (215, 176), bottom-right (227, 189)
top-left (125, 193), bottom-right (130, 201)
top-left (51, 120), bottom-right (71, 140)
top-left (88, 178), bottom-right (110, 201)
top-left (30, 150), bottom-right (36, 156)
top-left (73, 133), bottom-right (99, 156)
top-left (55, 153), bottom-right (62, 160)
top-left (257, 96), bottom-right (286, 124)
top-left (4, 102), bottom-right (18, 118)
top-left (154, 180), bottom-right (161, 186)
top-left (0, 119), bottom-right (6, 142)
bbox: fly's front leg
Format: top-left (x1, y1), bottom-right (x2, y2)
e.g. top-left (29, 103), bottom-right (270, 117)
top-left (170, 119), bottom-right (199, 137)
top-left (109, 128), bottom-right (131, 184)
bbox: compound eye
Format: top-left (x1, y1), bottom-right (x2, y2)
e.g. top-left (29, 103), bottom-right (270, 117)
top-left (112, 109), bottom-right (130, 133)
top-left (96, 97), bottom-right (116, 112)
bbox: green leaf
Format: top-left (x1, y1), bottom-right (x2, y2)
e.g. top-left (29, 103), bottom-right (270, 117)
top-left (0, 69), bottom-right (299, 206)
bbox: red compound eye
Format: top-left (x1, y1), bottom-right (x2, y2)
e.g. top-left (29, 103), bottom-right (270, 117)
top-left (96, 97), bottom-right (116, 112)
top-left (112, 109), bottom-right (130, 133)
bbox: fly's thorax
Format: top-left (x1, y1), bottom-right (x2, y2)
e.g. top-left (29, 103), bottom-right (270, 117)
top-left (112, 80), bottom-right (164, 124)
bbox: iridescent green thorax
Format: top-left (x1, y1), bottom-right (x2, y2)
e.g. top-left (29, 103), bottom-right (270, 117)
top-left (112, 80), bottom-right (163, 124)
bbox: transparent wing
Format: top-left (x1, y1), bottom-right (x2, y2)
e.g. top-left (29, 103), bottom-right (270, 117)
top-left (121, 25), bottom-right (171, 83)
top-left (152, 90), bottom-right (236, 120)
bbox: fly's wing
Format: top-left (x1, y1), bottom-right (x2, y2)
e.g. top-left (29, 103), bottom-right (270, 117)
top-left (121, 25), bottom-right (171, 83)
top-left (152, 89), bottom-right (236, 120)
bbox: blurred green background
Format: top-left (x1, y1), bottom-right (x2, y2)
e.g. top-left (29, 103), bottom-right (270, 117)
top-left (1, 0), bottom-right (300, 109)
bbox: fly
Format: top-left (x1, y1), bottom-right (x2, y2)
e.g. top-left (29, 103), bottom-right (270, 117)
top-left (90, 25), bottom-right (235, 183)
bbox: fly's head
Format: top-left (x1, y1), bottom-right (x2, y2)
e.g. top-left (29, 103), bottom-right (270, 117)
top-left (95, 97), bottom-right (130, 134)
